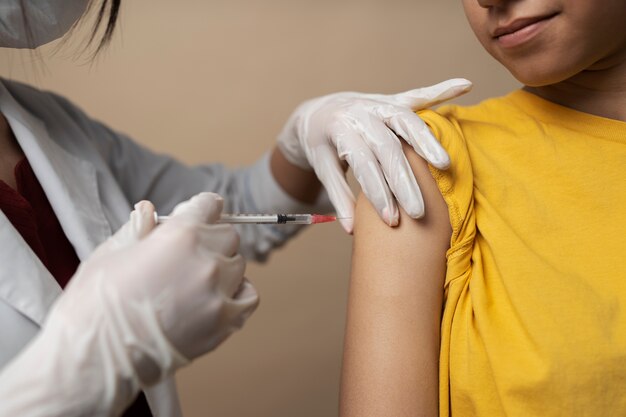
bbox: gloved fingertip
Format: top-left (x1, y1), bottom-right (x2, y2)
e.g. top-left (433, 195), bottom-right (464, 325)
top-left (170, 192), bottom-right (225, 224)
top-left (429, 153), bottom-right (451, 170)
top-left (202, 192), bottom-right (224, 202)
top-left (382, 205), bottom-right (399, 227)
top-left (442, 78), bottom-right (473, 99)
top-left (134, 200), bottom-right (156, 215)
top-left (325, 186), bottom-right (356, 233)
top-left (129, 200), bottom-right (157, 238)
top-left (234, 280), bottom-right (260, 306)
top-left (334, 202), bottom-right (356, 234)
top-left (448, 77), bottom-right (473, 89)
top-left (399, 187), bottom-right (426, 220)
top-left (339, 217), bottom-right (354, 234)
top-left (196, 192), bottom-right (224, 222)
top-left (407, 204), bottom-right (426, 219)
top-left (418, 128), bottom-right (451, 169)
top-left (193, 192), bottom-right (224, 205)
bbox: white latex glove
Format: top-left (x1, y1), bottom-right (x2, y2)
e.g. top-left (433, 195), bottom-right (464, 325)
top-left (277, 78), bottom-right (472, 232)
top-left (0, 192), bottom-right (258, 417)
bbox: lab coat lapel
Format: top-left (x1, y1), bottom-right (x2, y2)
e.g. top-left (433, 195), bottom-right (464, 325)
top-left (1, 95), bottom-right (112, 261)
top-left (0, 211), bottom-right (62, 325)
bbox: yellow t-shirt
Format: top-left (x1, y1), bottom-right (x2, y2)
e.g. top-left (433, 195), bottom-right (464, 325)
top-left (419, 90), bottom-right (626, 417)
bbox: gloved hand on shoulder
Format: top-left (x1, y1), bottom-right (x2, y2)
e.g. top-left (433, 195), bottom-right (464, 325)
top-left (277, 78), bottom-right (472, 233)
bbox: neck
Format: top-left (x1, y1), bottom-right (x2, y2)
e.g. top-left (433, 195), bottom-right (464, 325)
top-left (0, 113), bottom-right (25, 190)
top-left (524, 54), bottom-right (626, 122)
top-left (0, 113), bottom-right (10, 139)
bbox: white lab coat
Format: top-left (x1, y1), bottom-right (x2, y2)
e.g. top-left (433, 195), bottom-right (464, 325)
top-left (0, 78), bottom-right (328, 416)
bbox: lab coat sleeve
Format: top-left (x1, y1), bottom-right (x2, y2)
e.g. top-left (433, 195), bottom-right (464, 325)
top-left (50, 93), bottom-right (333, 262)
top-left (0, 309), bottom-right (138, 417)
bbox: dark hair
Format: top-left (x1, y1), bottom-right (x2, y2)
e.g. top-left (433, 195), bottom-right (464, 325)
top-left (88, 0), bottom-right (122, 55)
top-left (18, 0), bottom-right (121, 57)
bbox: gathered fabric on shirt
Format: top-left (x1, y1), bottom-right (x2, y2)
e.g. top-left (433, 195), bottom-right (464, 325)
top-left (0, 157), bottom-right (152, 417)
top-left (419, 90), bottom-right (626, 417)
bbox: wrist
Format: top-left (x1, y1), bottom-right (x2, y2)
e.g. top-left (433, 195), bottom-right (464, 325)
top-left (275, 93), bottom-right (341, 170)
top-left (275, 121), bottom-right (311, 170)
top-left (270, 147), bottom-right (323, 205)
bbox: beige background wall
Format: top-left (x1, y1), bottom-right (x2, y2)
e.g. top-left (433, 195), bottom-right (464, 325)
top-left (0, 1), bottom-right (518, 416)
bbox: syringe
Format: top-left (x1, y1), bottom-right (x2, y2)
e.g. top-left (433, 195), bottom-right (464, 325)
top-left (155, 213), bottom-right (337, 225)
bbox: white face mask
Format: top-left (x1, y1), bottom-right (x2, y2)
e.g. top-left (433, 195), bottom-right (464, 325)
top-left (0, 0), bottom-right (90, 49)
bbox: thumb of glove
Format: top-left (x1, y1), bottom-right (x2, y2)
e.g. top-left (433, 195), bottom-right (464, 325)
top-left (169, 192), bottom-right (224, 226)
top-left (390, 78), bottom-right (473, 110)
top-left (91, 200), bottom-right (157, 259)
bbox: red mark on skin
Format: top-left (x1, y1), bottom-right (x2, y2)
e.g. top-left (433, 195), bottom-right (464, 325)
top-left (311, 214), bottom-right (337, 224)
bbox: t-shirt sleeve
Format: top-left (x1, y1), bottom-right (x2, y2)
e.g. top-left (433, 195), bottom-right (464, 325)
top-left (418, 108), bottom-right (476, 284)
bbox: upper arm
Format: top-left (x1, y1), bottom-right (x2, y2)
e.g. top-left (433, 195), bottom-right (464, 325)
top-left (340, 144), bottom-right (451, 417)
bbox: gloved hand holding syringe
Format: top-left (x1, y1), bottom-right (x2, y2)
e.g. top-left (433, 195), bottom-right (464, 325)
top-left (0, 193), bottom-right (260, 417)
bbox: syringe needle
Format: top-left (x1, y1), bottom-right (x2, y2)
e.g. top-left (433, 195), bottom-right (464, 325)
top-left (155, 213), bottom-right (339, 225)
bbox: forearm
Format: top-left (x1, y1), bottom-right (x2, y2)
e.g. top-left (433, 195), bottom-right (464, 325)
top-left (269, 146), bottom-right (323, 205)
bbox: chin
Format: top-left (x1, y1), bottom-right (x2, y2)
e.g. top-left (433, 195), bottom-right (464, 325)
top-left (503, 61), bottom-right (578, 87)
top-left (495, 49), bottom-right (591, 87)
